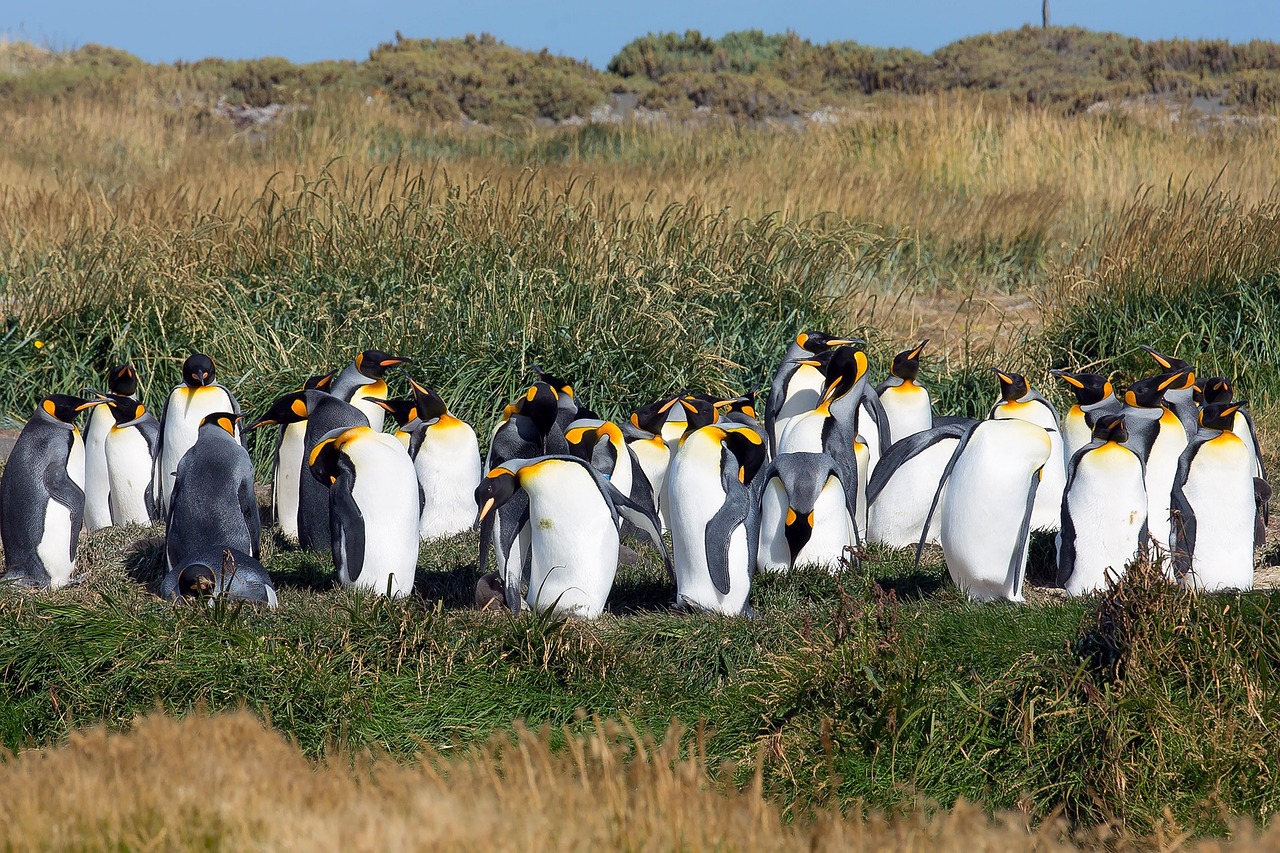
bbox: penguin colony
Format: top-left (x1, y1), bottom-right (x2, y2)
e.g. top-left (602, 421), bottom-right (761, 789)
top-left (0, 337), bottom-right (1267, 614)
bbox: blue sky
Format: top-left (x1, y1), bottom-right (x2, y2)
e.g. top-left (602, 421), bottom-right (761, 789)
top-left (4, 1), bottom-right (1279, 68)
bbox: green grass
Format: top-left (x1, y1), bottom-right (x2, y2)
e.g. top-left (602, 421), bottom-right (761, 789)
top-left (3, 523), bottom-right (1279, 836)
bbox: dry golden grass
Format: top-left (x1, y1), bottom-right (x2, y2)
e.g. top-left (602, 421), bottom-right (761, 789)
top-left (0, 710), bottom-right (1273, 852)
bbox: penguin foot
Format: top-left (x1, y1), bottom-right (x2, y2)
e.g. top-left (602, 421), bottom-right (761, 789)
top-left (0, 570), bottom-right (49, 590)
top-left (740, 604), bottom-right (760, 621)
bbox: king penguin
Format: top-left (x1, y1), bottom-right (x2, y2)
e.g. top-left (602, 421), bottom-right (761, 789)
top-left (756, 451), bottom-right (856, 573)
top-left (876, 340), bottom-right (933, 444)
top-left (666, 424), bottom-right (767, 615)
top-left (377, 378), bottom-right (483, 540)
top-left (309, 425), bottom-right (421, 598)
top-left (1201, 377), bottom-right (1265, 481)
top-left (475, 455), bottom-right (666, 618)
top-left (101, 396), bottom-right (161, 526)
top-left (565, 418), bottom-right (655, 518)
top-left (250, 390), bottom-right (368, 552)
top-left (1120, 370), bottom-right (1191, 563)
top-left (82, 364), bottom-right (138, 531)
top-left (0, 394), bottom-right (96, 589)
top-left (1057, 414), bottom-right (1148, 596)
top-left (165, 412), bottom-right (259, 575)
top-left (989, 369), bottom-right (1064, 532)
top-left (154, 354), bottom-right (243, 515)
top-left (765, 330), bottom-right (861, 456)
top-left (926, 417), bottom-right (1052, 602)
top-left (329, 349), bottom-right (411, 433)
top-left (1170, 401), bottom-right (1257, 592)
top-left (1050, 369), bottom-right (1123, 463)
top-left (265, 372), bottom-right (333, 543)
top-left (162, 547), bottom-right (278, 609)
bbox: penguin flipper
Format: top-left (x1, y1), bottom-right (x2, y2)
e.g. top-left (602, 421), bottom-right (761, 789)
top-left (1056, 495), bottom-right (1077, 588)
top-left (1008, 467), bottom-right (1042, 598)
top-left (239, 470), bottom-right (261, 560)
top-left (331, 471), bottom-right (366, 584)
top-left (498, 492), bottom-right (531, 612)
top-left (705, 460), bottom-right (752, 596)
top-left (605, 482), bottom-right (671, 582)
top-left (914, 423), bottom-right (978, 570)
top-left (1169, 478), bottom-right (1197, 581)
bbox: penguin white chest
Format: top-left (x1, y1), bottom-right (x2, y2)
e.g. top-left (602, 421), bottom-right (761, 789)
top-left (774, 365), bottom-right (825, 443)
top-left (522, 464), bottom-right (619, 618)
top-left (105, 427), bottom-right (155, 526)
top-left (667, 438), bottom-right (750, 614)
top-left (416, 419), bottom-right (483, 540)
top-left (1177, 437), bottom-right (1255, 592)
top-left (867, 436), bottom-right (959, 548)
top-left (351, 381), bottom-right (389, 432)
top-left (274, 422), bottom-right (307, 541)
top-left (881, 383), bottom-right (932, 442)
top-left (1060, 445), bottom-right (1147, 596)
top-left (160, 387), bottom-right (235, 506)
top-left (1144, 415), bottom-right (1189, 552)
top-left (83, 405), bottom-right (114, 531)
top-left (941, 420), bottom-right (1051, 602)
top-left (345, 434), bottom-right (420, 598)
top-left (38, 431), bottom-right (85, 589)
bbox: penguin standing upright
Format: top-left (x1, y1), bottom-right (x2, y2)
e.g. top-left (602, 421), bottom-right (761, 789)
top-left (0, 395), bottom-right (96, 589)
top-left (876, 340), bottom-right (933, 444)
top-left (1050, 369), bottom-right (1122, 463)
top-left (866, 422), bottom-right (972, 548)
top-left (101, 397), bottom-right (161, 526)
top-left (1057, 414), bottom-right (1148, 596)
top-left (765, 331), bottom-right (860, 455)
top-left (1201, 377), bottom-right (1265, 480)
top-left (267, 373), bottom-right (332, 543)
top-left (329, 349), bottom-right (411, 432)
top-left (309, 425), bottom-right (421, 598)
top-left (166, 413), bottom-right (260, 574)
top-left (666, 424), bottom-right (766, 615)
top-left (1120, 371), bottom-right (1191, 560)
top-left (154, 354), bottom-right (242, 515)
top-left (928, 417), bottom-right (1052, 602)
top-left (250, 390), bottom-right (368, 552)
top-left (628, 394), bottom-right (717, 532)
top-left (83, 364), bottom-right (138, 531)
top-left (1170, 401), bottom-right (1257, 592)
top-left (475, 456), bottom-right (666, 617)
top-left (378, 378), bottom-right (483, 540)
top-left (989, 369), bottom-right (1064, 532)
top-left (756, 452), bottom-right (855, 573)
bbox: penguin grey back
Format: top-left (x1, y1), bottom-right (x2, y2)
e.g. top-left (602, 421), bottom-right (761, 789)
top-left (165, 415), bottom-right (260, 573)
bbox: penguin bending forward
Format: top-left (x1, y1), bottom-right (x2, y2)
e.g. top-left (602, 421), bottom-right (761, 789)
top-left (756, 451), bottom-right (856, 574)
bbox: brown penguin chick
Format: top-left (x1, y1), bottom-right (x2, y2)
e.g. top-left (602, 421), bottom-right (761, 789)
top-left (475, 572), bottom-right (507, 611)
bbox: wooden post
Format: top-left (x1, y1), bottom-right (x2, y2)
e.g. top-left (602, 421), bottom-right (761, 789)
top-left (1042, 0), bottom-right (1050, 28)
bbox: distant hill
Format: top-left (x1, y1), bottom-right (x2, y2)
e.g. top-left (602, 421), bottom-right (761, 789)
top-left (3, 26), bottom-right (1280, 122)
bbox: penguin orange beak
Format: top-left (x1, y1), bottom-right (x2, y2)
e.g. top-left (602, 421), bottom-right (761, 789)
top-left (991, 369), bottom-right (1015, 385)
top-left (907, 340), bottom-right (928, 359)
top-left (476, 497), bottom-right (496, 523)
top-left (379, 356), bottom-right (412, 367)
top-left (74, 399), bottom-right (107, 411)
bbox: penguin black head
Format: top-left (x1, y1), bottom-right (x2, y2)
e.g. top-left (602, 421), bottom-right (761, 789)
top-left (373, 398), bottom-right (420, 429)
top-left (107, 364), bottom-right (139, 397)
top-left (991, 369), bottom-right (1029, 403)
top-left (1200, 401), bottom-right (1247, 432)
top-left (105, 396), bottom-right (148, 427)
top-left (1124, 369), bottom-right (1192, 409)
top-left (251, 392), bottom-right (311, 428)
top-left (1200, 377), bottom-right (1233, 405)
top-left (408, 378), bottom-right (450, 423)
top-left (795, 330), bottom-right (863, 354)
top-left (474, 467), bottom-right (521, 527)
top-left (182, 354), bottom-right (216, 388)
top-left (1050, 370), bottom-right (1113, 407)
top-left (718, 426), bottom-right (767, 486)
top-left (515, 382), bottom-right (560, 439)
top-left (1091, 413), bottom-right (1129, 445)
top-left (677, 395), bottom-right (718, 433)
top-left (475, 571), bottom-right (507, 610)
top-left (629, 396), bottom-right (675, 435)
top-left (176, 563), bottom-right (218, 599)
top-left (532, 365), bottom-right (575, 399)
top-left (710, 391), bottom-right (758, 420)
top-left (199, 412), bottom-right (241, 437)
top-left (1140, 345), bottom-right (1194, 374)
top-left (811, 346), bottom-right (868, 407)
top-left (565, 421), bottom-right (622, 472)
top-left (304, 372), bottom-right (335, 392)
top-left (889, 340), bottom-right (929, 381)
top-left (308, 430), bottom-right (359, 486)
top-left (38, 394), bottom-right (97, 424)
top-left (784, 506), bottom-right (815, 565)
top-left (353, 349), bottom-right (412, 379)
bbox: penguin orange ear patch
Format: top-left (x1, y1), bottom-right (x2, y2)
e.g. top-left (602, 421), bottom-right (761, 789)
top-left (42, 399), bottom-right (56, 417)
top-left (217, 417), bottom-right (236, 435)
top-left (291, 399), bottom-right (308, 418)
